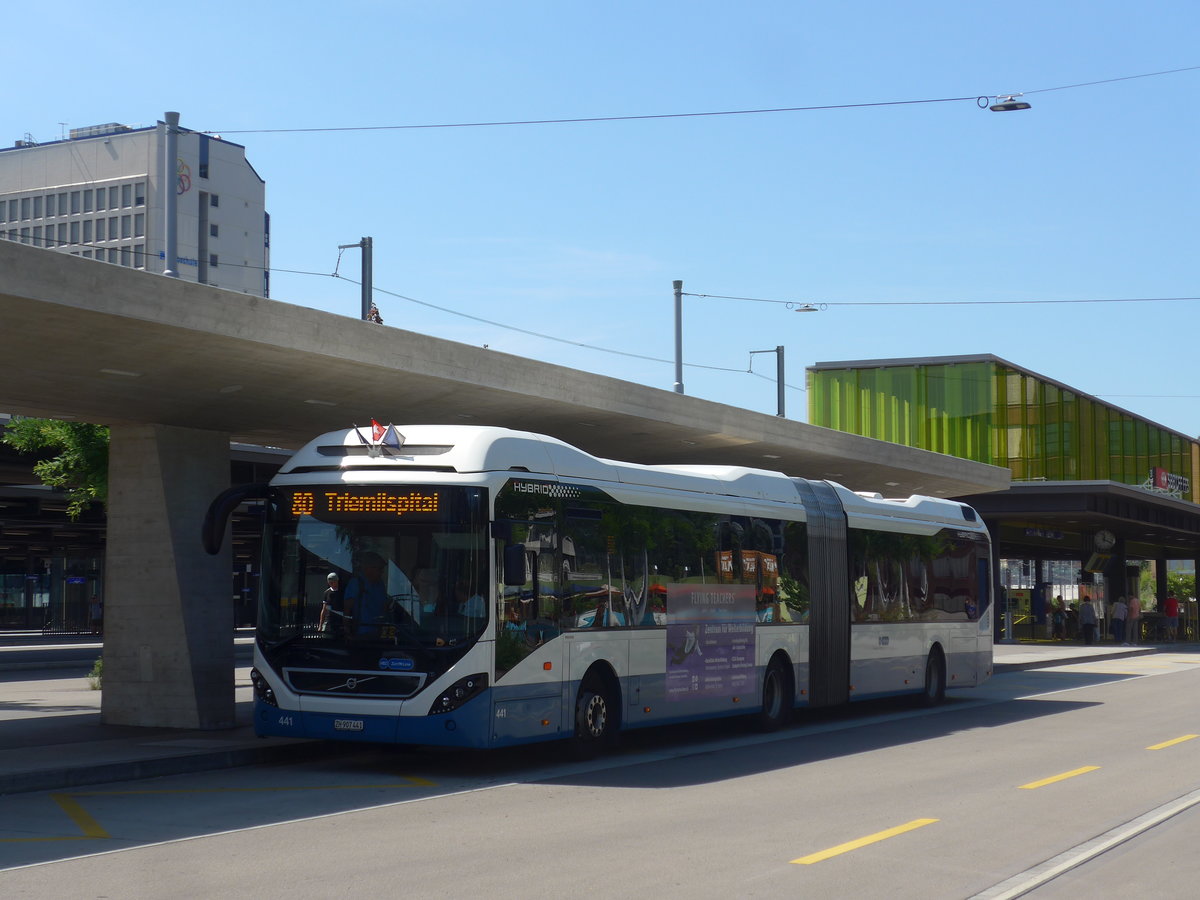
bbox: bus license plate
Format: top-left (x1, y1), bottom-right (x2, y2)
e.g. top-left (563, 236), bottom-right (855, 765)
top-left (333, 718), bottom-right (364, 732)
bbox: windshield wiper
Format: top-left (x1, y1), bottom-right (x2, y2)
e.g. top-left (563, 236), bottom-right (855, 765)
top-left (265, 632), bottom-right (308, 653)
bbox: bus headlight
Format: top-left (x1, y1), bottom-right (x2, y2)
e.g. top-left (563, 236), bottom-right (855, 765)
top-left (250, 668), bottom-right (278, 707)
top-left (429, 673), bottom-right (488, 715)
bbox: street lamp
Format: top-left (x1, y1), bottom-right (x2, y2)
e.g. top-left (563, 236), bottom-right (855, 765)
top-left (989, 94), bottom-right (1031, 112)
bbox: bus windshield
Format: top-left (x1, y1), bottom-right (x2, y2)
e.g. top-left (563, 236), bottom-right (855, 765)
top-left (259, 485), bottom-right (489, 655)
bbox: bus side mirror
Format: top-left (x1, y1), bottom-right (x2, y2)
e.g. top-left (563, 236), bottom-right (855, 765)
top-left (202, 483), bottom-right (270, 554)
top-left (503, 544), bottom-right (527, 586)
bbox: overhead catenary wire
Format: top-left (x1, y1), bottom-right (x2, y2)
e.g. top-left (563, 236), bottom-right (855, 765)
top-left (684, 292), bottom-right (1200, 308)
top-left (229, 260), bottom-right (751, 374)
top-left (200, 64), bottom-right (1200, 136)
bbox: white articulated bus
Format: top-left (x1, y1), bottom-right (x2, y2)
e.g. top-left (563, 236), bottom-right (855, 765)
top-left (204, 424), bottom-right (993, 752)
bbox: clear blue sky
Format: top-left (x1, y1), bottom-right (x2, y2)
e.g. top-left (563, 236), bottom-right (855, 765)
top-left (9, 1), bottom-right (1200, 436)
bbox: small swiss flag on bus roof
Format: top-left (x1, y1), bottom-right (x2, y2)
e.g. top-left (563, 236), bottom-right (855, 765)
top-left (371, 419), bottom-right (387, 442)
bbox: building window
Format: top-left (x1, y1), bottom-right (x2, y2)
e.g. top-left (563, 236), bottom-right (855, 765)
top-left (0, 201), bottom-right (6, 223)
top-left (59, 192), bottom-right (68, 214)
top-left (70, 191), bottom-right (81, 215)
top-left (82, 220), bottom-right (92, 243)
top-left (209, 253), bottom-right (219, 267)
top-left (95, 219), bottom-right (105, 241)
top-left (57, 223), bottom-right (67, 246)
top-left (8, 199), bottom-right (17, 220)
top-left (121, 184), bottom-right (131, 208)
top-left (20, 226), bottom-right (30, 244)
top-left (121, 215), bottom-right (131, 239)
top-left (94, 189), bottom-right (105, 212)
top-left (32, 226), bottom-right (41, 246)
top-left (134, 244), bottom-right (145, 268)
top-left (134, 213), bottom-right (144, 238)
top-left (33, 196), bottom-right (42, 218)
top-left (210, 223), bottom-right (219, 238)
top-left (120, 246), bottom-right (131, 267)
top-left (82, 250), bottom-right (92, 259)
top-left (83, 190), bottom-right (93, 213)
top-left (108, 186), bottom-right (118, 208)
top-left (109, 216), bottom-right (118, 238)
top-left (210, 194), bottom-right (219, 208)
top-left (69, 221), bottom-right (79, 244)
top-left (20, 197), bottom-right (30, 220)
top-left (199, 134), bottom-right (210, 179)
top-left (44, 194), bottom-right (55, 217)
top-left (134, 182), bottom-right (145, 206)
top-left (108, 248), bottom-right (118, 263)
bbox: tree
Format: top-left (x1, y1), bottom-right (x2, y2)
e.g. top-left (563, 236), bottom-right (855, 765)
top-left (1167, 571), bottom-right (1195, 602)
top-left (2, 417), bottom-right (109, 520)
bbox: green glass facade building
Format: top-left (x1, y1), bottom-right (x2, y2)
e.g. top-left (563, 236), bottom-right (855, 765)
top-left (808, 355), bottom-right (1198, 501)
top-left (809, 355), bottom-right (1200, 641)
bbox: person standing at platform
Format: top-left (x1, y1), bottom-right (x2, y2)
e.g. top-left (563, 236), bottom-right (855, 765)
top-left (1164, 593), bottom-right (1179, 642)
top-left (1127, 593), bottom-right (1141, 646)
top-left (1079, 596), bottom-right (1098, 645)
top-left (1052, 596), bottom-right (1066, 641)
top-left (1110, 596), bottom-right (1127, 645)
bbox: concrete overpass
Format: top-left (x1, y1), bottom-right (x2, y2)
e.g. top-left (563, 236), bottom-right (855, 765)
top-left (0, 240), bottom-right (1009, 729)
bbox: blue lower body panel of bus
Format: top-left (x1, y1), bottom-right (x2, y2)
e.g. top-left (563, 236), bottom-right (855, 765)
top-left (253, 695), bottom-right (496, 749)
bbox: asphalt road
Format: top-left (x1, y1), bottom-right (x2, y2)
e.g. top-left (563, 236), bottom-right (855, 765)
top-left (2, 653), bottom-right (1199, 899)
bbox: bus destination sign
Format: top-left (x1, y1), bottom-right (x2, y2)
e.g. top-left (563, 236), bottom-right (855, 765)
top-left (287, 488), bottom-right (442, 520)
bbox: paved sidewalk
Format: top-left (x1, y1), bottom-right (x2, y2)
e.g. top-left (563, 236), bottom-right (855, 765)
top-left (0, 640), bottom-right (1178, 796)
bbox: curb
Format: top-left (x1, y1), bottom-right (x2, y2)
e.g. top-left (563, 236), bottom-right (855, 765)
top-left (993, 646), bottom-right (1157, 674)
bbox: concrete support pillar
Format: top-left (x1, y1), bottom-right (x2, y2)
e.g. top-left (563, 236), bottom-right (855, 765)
top-left (103, 424), bottom-right (233, 728)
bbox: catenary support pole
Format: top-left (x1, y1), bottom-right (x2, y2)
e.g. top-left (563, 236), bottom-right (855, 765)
top-left (338, 237), bottom-right (375, 320)
top-left (361, 236), bottom-right (373, 321)
top-left (775, 345), bottom-right (785, 417)
top-left (673, 279), bottom-right (684, 394)
top-left (163, 112), bottom-right (180, 278)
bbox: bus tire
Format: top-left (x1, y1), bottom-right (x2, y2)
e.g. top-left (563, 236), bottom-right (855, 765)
top-left (920, 647), bottom-right (946, 706)
top-left (571, 675), bottom-right (617, 758)
top-left (756, 657), bottom-right (794, 732)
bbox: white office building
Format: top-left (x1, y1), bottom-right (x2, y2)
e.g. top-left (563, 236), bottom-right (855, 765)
top-left (0, 114), bottom-right (269, 297)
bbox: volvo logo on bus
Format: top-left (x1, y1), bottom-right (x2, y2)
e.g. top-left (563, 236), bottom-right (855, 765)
top-left (331, 676), bottom-right (376, 692)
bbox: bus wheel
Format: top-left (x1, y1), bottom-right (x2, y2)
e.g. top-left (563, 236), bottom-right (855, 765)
top-left (920, 647), bottom-right (946, 707)
top-left (572, 678), bottom-right (615, 757)
top-left (756, 658), bottom-right (794, 732)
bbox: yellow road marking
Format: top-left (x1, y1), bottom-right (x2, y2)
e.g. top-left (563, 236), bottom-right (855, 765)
top-left (1148, 735), bottom-right (1199, 751)
top-left (791, 818), bottom-right (938, 865)
top-left (1020, 766), bottom-right (1100, 790)
top-left (0, 794), bottom-right (113, 843)
top-left (51, 793), bottom-right (110, 839)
